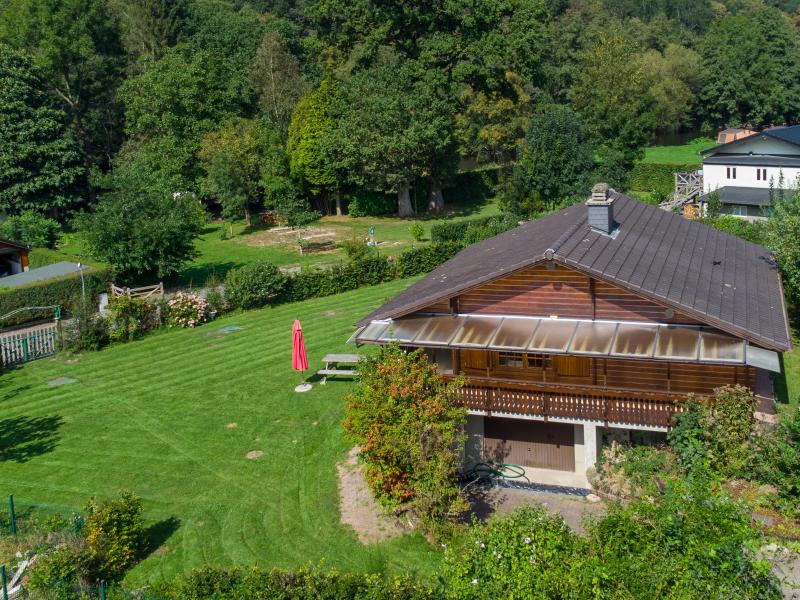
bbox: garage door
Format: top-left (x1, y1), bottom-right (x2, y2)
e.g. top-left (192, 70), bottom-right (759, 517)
top-left (484, 418), bottom-right (575, 471)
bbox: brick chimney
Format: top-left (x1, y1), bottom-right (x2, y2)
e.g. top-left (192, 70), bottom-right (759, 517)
top-left (586, 183), bottom-right (614, 235)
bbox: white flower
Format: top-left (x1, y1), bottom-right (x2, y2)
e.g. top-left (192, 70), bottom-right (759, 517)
top-left (471, 579), bottom-right (478, 585)
top-left (524, 537), bottom-right (531, 544)
top-left (479, 542), bottom-right (485, 549)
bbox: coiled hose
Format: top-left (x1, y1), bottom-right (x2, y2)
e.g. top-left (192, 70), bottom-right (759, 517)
top-left (463, 462), bottom-right (530, 489)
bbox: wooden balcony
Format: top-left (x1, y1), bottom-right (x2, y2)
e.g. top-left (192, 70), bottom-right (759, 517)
top-left (450, 377), bottom-right (687, 428)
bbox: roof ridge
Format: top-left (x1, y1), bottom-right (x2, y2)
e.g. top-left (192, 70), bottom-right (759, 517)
top-left (546, 214), bottom-right (586, 257)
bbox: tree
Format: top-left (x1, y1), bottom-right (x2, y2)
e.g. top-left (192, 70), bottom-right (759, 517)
top-left (331, 53), bottom-right (458, 216)
top-left (501, 104), bottom-right (594, 217)
top-left (109, 0), bottom-right (185, 71)
top-left (0, 0), bottom-right (126, 190)
top-left (698, 7), bottom-right (800, 128)
top-left (79, 188), bottom-right (206, 279)
top-left (199, 119), bottom-right (270, 226)
top-left (0, 44), bottom-right (84, 216)
top-left (344, 344), bottom-right (468, 539)
top-left (571, 34), bottom-right (656, 188)
top-left (287, 76), bottom-right (345, 214)
top-left (765, 188), bottom-right (800, 306)
top-left (640, 44), bottom-right (703, 133)
top-left (250, 30), bottom-right (308, 136)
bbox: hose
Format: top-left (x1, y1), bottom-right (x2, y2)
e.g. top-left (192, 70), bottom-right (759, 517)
top-left (463, 462), bottom-right (530, 489)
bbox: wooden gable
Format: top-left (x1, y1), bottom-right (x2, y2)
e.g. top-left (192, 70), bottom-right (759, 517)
top-left (416, 262), bottom-right (700, 325)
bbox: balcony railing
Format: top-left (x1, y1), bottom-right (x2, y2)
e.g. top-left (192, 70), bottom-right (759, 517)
top-left (451, 378), bottom-right (687, 428)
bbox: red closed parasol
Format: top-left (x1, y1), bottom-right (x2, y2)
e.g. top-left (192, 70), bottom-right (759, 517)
top-left (292, 319), bottom-right (311, 392)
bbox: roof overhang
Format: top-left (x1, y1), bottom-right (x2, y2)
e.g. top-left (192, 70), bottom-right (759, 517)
top-left (352, 314), bottom-right (782, 373)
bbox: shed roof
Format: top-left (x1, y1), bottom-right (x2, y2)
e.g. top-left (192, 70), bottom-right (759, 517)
top-left (703, 154), bottom-right (800, 168)
top-left (358, 193), bottom-right (791, 352)
top-left (0, 262), bottom-right (85, 288)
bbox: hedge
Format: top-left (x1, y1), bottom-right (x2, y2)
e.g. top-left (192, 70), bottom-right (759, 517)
top-left (628, 162), bottom-right (700, 193)
top-left (430, 214), bottom-right (517, 243)
top-left (0, 265), bottom-right (112, 326)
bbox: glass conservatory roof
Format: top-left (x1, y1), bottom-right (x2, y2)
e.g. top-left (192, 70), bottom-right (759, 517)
top-left (353, 314), bottom-right (779, 372)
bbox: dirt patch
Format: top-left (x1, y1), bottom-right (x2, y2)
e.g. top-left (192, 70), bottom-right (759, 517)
top-left (323, 310), bottom-right (341, 316)
top-left (237, 226), bottom-right (341, 249)
top-left (464, 486), bottom-right (606, 535)
top-left (225, 422), bottom-right (238, 429)
top-left (245, 450), bottom-right (264, 459)
top-left (337, 447), bottom-right (404, 544)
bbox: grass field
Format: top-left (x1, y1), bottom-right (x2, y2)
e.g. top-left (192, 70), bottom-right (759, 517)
top-left (642, 137), bottom-right (714, 165)
top-left (0, 278), bottom-right (441, 585)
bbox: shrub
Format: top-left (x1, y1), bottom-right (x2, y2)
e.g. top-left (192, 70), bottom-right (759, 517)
top-left (668, 398), bottom-right (709, 471)
top-left (167, 292), bottom-right (209, 328)
top-left (706, 215), bottom-right (767, 245)
top-left (28, 544), bottom-right (88, 594)
top-left (203, 273), bottom-right (227, 315)
top-left (707, 384), bottom-right (758, 475)
top-left (346, 189), bottom-right (396, 217)
top-left (443, 168), bottom-right (500, 207)
top-left (83, 491), bottom-right (146, 582)
top-left (282, 257), bottom-right (396, 303)
top-left (1, 210), bottom-right (62, 248)
top-left (62, 302), bottom-right (110, 352)
top-left (166, 566), bottom-right (435, 599)
top-left (0, 264), bottom-right (111, 327)
top-left (596, 443), bottom-right (677, 498)
top-left (750, 407), bottom-right (800, 518)
top-left (429, 215), bottom-right (516, 244)
top-left (340, 238), bottom-right (371, 262)
top-left (344, 345), bottom-right (468, 540)
top-left (224, 260), bottom-right (288, 309)
top-left (443, 505), bottom-right (581, 599)
top-left (409, 222), bottom-right (425, 241)
top-left (107, 296), bottom-right (158, 342)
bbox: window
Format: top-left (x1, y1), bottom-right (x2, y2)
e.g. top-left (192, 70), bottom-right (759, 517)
top-left (552, 355), bottom-right (590, 377)
top-left (726, 167), bottom-right (737, 179)
top-left (730, 205), bottom-right (747, 217)
top-left (526, 353), bottom-right (549, 369)
top-left (425, 348), bottom-right (453, 374)
top-left (756, 168), bottom-right (767, 181)
top-left (497, 352), bottom-right (524, 368)
top-left (719, 134), bottom-right (727, 143)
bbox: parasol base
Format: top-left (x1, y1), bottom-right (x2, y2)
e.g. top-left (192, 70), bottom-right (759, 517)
top-left (294, 383), bottom-right (312, 393)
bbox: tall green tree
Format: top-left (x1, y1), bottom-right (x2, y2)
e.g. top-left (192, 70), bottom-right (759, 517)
top-left (765, 190), bottom-right (800, 307)
top-left (698, 7), bottom-right (800, 128)
top-left (0, 44), bottom-right (84, 216)
top-left (502, 104), bottom-right (594, 217)
top-left (287, 76), bottom-right (344, 214)
top-left (571, 33), bottom-right (656, 188)
top-left (330, 53), bottom-right (458, 216)
top-left (109, 0), bottom-right (186, 71)
top-left (640, 44), bottom-right (703, 133)
top-left (0, 0), bottom-right (125, 192)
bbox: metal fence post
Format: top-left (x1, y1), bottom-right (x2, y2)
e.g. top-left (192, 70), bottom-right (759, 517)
top-left (1, 564), bottom-right (7, 600)
top-left (20, 337), bottom-right (28, 362)
top-left (8, 496), bottom-right (15, 535)
top-left (100, 579), bottom-right (107, 600)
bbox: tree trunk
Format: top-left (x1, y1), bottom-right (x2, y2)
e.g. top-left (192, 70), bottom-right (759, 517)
top-left (244, 205), bottom-right (252, 227)
top-left (428, 184), bottom-right (445, 213)
top-left (335, 190), bottom-right (342, 216)
top-left (398, 185), bottom-right (414, 217)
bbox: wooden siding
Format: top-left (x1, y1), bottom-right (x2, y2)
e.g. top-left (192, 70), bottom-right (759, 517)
top-left (442, 263), bottom-right (697, 324)
top-left (419, 298), bottom-right (451, 314)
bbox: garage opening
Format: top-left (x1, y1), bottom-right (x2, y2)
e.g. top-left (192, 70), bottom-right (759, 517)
top-left (484, 418), bottom-right (575, 471)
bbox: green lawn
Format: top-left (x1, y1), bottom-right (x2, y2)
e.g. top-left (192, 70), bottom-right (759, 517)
top-left (642, 137), bottom-right (714, 165)
top-left (0, 278), bottom-right (441, 584)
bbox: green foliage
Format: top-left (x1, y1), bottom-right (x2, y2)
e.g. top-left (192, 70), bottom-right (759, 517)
top-left (282, 256), bottom-right (396, 302)
top-left (83, 491), bottom-right (146, 582)
top-left (705, 215), bottom-right (766, 245)
top-left (627, 162), bottom-right (699, 194)
top-left (668, 399), bottom-right (709, 471)
top-left (572, 33), bottom-right (656, 187)
top-left (346, 189), bottom-right (396, 217)
top-left (273, 188), bottom-right (320, 228)
top-left (409, 223), bottom-right (425, 242)
top-left (698, 6), bottom-right (800, 128)
top-left (203, 273), bottom-right (227, 315)
top-left (584, 468), bottom-right (780, 598)
top-left (395, 243), bottom-right (463, 278)
top-left (63, 301), bottom-right (110, 352)
top-left (704, 189), bottom-right (722, 220)
top-left (430, 216), bottom-right (516, 244)
top-left (640, 44), bottom-right (703, 134)
top-left (749, 407), bottom-right (800, 518)
top-left (596, 443), bottom-right (677, 498)
top-left (340, 238), bottom-right (370, 262)
top-left (223, 260), bottom-right (289, 310)
top-left (167, 291), bottom-right (209, 328)
top-left (1, 211), bottom-right (62, 248)
top-left (107, 296), bottom-right (158, 342)
top-left (502, 104), bottom-right (594, 216)
top-left (0, 43), bottom-right (85, 215)
top-left (78, 189), bottom-right (206, 280)
top-left (28, 544), bottom-right (88, 593)
top-left (0, 265), bottom-right (111, 326)
top-left (166, 565), bottom-right (435, 599)
top-left (344, 345), bottom-right (468, 539)
top-left (764, 188), bottom-right (800, 306)
top-left (443, 505), bottom-right (581, 598)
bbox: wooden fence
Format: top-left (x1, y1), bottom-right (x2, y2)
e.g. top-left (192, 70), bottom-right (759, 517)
top-left (0, 322), bottom-right (59, 366)
top-left (110, 282), bottom-right (164, 299)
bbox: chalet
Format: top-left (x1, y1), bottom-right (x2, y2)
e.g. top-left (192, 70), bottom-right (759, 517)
top-left (353, 185), bottom-right (791, 489)
top-left (697, 125), bottom-right (800, 219)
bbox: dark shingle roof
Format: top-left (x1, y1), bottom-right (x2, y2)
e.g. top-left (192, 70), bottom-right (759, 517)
top-left (702, 125), bottom-right (800, 155)
top-left (698, 186), bottom-right (780, 207)
top-left (358, 193), bottom-right (791, 351)
top-left (703, 154), bottom-right (800, 167)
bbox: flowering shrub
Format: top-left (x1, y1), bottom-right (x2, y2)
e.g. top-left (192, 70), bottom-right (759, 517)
top-left (167, 292), bottom-right (209, 328)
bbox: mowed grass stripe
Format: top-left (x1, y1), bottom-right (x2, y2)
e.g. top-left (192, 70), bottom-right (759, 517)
top-left (0, 279), bottom-right (441, 583)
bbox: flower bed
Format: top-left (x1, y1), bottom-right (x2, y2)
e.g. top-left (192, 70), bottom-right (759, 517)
top-left (167, 292), bottom-right (209, 328)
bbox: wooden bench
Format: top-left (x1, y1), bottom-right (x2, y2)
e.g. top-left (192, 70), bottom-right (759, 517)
top-left (318, 353), bottom-right (362, 384)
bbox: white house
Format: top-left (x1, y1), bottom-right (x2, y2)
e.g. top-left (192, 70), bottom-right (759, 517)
top-left (699, 125), bottom-right (800, 219)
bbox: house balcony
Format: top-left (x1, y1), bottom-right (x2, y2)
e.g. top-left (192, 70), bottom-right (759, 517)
top-left (450, 377), bottom-right (687, 428)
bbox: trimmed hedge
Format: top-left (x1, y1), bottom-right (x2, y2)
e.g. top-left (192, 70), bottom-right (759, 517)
top-left (0, 265), bottom-right (112, 326)
top-left (628, 162), bottom-right (700, 193)
top-left (430, 214), bottom-right (517, 243)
